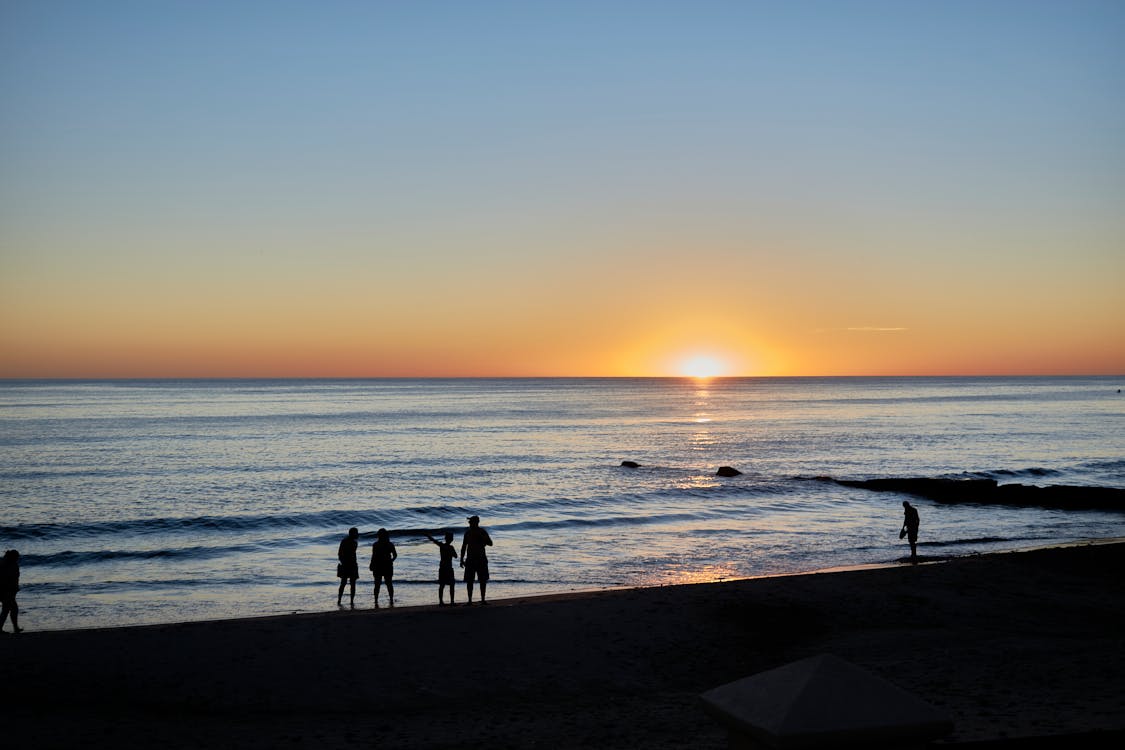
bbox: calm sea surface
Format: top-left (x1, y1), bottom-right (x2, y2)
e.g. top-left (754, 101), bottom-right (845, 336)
top-left (2, 377), bottom-right (1123, 631)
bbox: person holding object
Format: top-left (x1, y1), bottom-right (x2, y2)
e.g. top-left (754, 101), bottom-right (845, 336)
top-left (460, 515), bottom-right (493, 605)
top-left (901, 501), bottom-right (920, 564)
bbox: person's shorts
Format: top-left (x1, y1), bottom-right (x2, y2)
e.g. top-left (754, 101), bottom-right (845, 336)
top-left (438, 566), bottom-right (456, 585)
top-left (463, 558), bottom-right (489, 583)
top-left (371, 564), bottom-right (394, 582)
top-left (907, 530), bottom-right (918, 544)
top-left (338, 563), bottom-right (359, 581)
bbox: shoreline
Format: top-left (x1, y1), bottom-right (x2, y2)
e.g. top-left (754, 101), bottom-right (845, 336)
top-left (4, 540), bottom-right (1124, 748)
top-left (19, 536), bottom-right (1125, 636)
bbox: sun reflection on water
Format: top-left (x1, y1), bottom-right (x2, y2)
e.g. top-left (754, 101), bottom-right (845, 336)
top-left (640, 563), bottom-right (743, 587)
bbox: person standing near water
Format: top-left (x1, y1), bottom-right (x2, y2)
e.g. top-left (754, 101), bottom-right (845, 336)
top-left (370, 528), bottom-right (398, 607)
top-left (426, 532), bottom-right (458, 606)
top-left (337, 527), bottom-right (360, 607)
top-left (1, 550), bottom-right (22, 633)
top-left (460, 515), bottom-right (493, 605)
top-left (901, 501), bottom-right (920, 564)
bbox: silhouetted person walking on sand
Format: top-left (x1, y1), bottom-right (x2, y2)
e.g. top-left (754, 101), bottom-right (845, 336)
top-left (460, 515), bottom-right (493, 605)
top-left (337, 527), bottom-right (360, 607)
top-left (426, 532), bottom-right (458, 605)
top-left (1, 549), bottom-right (23, 634)
top-left (370, 528), bottom-right (398, 606)
top-left (901, 501), bottom-right (920, 564)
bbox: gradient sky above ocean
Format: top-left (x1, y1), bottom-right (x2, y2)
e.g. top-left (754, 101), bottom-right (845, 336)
top-left (1, 1), bottom-right (1122, 377)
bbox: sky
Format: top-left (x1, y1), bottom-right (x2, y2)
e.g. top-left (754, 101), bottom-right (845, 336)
top-left (1, 0), bottom-right (1123, 377)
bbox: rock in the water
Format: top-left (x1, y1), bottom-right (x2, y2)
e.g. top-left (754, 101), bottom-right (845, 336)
top-left (716, 466), bottom-right (742, 477)
top-left (620, 461), bottom-right (641, 468)
top-left (833, 477), bottom-right (1125, 511)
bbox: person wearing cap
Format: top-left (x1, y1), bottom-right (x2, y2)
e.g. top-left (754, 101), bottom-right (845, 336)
top-left (337, 527), bottom-right (360, 607)
top-left (460, 515), bottom-right (493, 605)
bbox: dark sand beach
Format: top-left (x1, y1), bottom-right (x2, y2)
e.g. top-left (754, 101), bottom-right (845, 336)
top-left (3, 542), bottom-right (1124, 749)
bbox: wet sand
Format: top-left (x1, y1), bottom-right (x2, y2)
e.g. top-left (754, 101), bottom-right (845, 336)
top-left (3, 542), bottom-right (1124, 748)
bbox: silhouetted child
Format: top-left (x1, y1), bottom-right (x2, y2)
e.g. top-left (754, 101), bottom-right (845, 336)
top-left (1, 549), bottom-right (22, 634)
top-left (370, 528), bottom-right (398, 606)
top-left (426, 532), bottom-right (457, 605)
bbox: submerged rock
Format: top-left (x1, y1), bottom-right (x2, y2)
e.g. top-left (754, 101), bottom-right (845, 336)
top-left (716, 466), bottom-right (742, 477)
top-left (620, 461), bottom-right (641, 468)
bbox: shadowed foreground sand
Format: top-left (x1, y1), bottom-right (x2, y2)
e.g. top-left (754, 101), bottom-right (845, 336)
top-left (3, 543), bottom-right (1124, 749)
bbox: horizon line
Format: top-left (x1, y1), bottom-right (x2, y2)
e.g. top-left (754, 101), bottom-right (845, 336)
top-left (2, 373), bottom-right (1122, 382)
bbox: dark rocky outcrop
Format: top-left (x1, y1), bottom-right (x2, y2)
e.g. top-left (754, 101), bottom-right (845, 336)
top-left (832, 477), bottom-right (1125, 511)
top-left (620, 461), bottom-right (641, 468)
top-left (716, 466), bottom-right (742, 477)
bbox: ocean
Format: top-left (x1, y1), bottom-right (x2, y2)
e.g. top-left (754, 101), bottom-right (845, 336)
top-left (2, 377), bottom-right (1123, 631)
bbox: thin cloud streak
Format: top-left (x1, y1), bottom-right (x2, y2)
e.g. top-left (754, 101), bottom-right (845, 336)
top-left (815, 327), bottom-right (910, 333)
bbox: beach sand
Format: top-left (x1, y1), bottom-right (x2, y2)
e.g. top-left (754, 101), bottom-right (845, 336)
top-left (3, 542), bottom-right (1124, 749)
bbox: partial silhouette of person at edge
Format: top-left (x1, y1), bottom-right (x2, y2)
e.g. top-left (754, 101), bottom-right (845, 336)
top-left (1, 549), bottom-right (23, 633)
top-left (337, 527), bottom-right (360, 607)
top-left (901, 501), bottom-right (920, 564)
top-left (426, 531), bottom-right (457, 606)
top-left (460, 515), bottom-right (493, 605)
top-left (370, 528), bottom-right (398, 607)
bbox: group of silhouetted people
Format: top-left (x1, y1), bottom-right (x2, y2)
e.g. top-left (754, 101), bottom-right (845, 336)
top-left (335, 504), bottom-right (922, 611)
top-left (336, 515), bottom-right (493, 608)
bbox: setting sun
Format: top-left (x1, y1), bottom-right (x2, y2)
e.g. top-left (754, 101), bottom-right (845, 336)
top-left (679, 355), bottom-right (728, 379)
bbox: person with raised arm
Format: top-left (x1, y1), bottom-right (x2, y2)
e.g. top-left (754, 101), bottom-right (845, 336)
top-left (425, 531), bottom-right (458, 606)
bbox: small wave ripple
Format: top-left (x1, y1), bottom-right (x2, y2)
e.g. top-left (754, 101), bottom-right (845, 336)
top-left (0, 505), bottom-right (470, 542)
top-left (22, 543), bottom-right (263, 566)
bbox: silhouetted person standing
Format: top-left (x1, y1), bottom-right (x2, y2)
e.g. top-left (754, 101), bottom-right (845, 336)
top-left (370, 528), bottom-right (398, 606)
top-left (1, 549), bottom-right (22, 634)
top-left (337, 527), bottom-right (360, 607)
top-left (426, 532), bottom-right (457, 606)
top-left (901, 501), bottom-right (920, 564)
top-left (460, 515), bottom-right (493, 605)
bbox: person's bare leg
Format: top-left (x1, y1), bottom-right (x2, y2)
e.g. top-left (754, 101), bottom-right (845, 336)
top-left (1, 599), bottom-right (20, 632)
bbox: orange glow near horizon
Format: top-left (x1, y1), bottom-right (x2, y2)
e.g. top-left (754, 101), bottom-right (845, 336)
top-left (1, 313), bottom-right (1123, 378)
top-left (0, 279), bottom-right (1122, 378)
